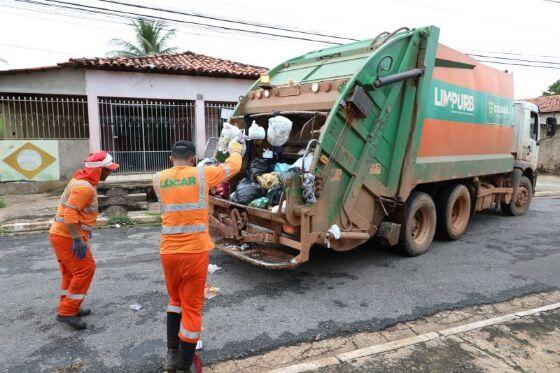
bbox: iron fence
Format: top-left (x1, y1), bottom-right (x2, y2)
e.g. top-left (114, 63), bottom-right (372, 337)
top-left (0, 94), bottom-right (89, 139)
top-left (204, 101), bottom-right (237, 140)
top-left (99, 98), bottom-right (195, 174)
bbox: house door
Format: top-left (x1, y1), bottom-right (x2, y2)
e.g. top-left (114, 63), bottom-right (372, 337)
top-left (99, 98), bottom-right (195, 173)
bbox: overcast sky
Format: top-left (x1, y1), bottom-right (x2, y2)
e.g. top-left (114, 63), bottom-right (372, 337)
top-left (0, 0), bottom-right (558, 99)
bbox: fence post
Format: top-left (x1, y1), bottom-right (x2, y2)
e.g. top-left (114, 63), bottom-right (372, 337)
top-left (194, 95), bottom-right (206, 157)
top-left (87, 93), bottom-right (101, 152)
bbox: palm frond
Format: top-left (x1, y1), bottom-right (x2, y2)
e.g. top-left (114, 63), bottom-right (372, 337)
top-left (107, 18), bottom-right (177, 57)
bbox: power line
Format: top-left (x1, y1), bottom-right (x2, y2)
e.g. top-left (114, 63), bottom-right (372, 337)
top-left (467, 54), bottom-right (560, 66)
top-left (465, 49), bottom-right (560, 60)
top-left (23, 0), bottom-right (342, 45)
top-left (472, 59), bottom-right (560, 70)
top-left (96, 0), bottom-right (359, 42)
top-left (0, 41), bottom-right (84, 56)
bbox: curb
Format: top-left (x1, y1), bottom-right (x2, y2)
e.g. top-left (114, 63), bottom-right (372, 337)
top-left (267, 301), bottom-right (560, 373)
top-left (0, 213), bottom-right (161, 233)
top-left (535, 190), bottom-right (560, 197)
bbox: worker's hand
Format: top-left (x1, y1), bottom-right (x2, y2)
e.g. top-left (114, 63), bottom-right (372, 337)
top-left (228, 139), bottom-right (244, 155)
top-left (72, 238), bottom-right (88, 260)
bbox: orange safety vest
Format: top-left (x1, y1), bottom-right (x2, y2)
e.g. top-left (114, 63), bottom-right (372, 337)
top-left (50, 178), bottom-right (98, 238)
top-left (154, 154), bottom-right (241, 254)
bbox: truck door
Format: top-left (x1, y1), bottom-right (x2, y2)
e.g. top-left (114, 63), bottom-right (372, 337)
top-left (526, 110), bottom-right (540, 169)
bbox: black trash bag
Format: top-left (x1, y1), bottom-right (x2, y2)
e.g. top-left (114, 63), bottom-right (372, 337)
top-left (230, 178), bottom-right (266, 205)
top-left (248, 157), bottom-right (275, 180)
top-left (266, 184), bottom-right (283, 206)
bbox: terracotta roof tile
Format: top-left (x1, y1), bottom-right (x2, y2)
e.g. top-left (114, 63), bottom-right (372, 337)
top-left (526, 94), bottom-right (560, 113)
top-left (62, 51), bottom-right (267, 79)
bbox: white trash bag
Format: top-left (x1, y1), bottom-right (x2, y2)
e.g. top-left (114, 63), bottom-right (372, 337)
top-left (267, 116), bottom-right (293, 146)
top-left (248, 121), bottom-right (266, 140)
top-left (290, 153), bottom-right (313, 172)
top-left (217, 123), bottom-right (242, 152)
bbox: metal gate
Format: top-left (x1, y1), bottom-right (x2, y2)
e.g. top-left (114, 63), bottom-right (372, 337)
top-left (99, 98), bottom-right (195, 173)
top-left (204, 101), bottom-right (237, 140)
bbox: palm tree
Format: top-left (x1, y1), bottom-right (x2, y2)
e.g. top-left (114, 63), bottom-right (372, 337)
top-left (108, 19), bottom-right (177, 57)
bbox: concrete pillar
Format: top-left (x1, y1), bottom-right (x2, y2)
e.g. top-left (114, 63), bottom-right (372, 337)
top-left (194, 95), bottom-right (206, 157)
top-left (86, 93), bottom-right (101, 152)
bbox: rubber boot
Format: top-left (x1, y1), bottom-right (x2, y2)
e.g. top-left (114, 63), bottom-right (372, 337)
top-left (177, 341), bottom-right (197, 372)
top-left (164, 348), bottom-right (179, 372)
top-left (77, 308), bottom-right (91, 317)
top-left (56, 315), bottom-right (87, 330)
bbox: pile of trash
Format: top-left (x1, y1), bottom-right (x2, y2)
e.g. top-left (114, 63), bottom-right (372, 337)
top-left (208, 115), bottom-right (317, 212)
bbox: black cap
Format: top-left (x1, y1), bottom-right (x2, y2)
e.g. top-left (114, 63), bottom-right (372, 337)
top-left (172, 140), bottom-right (196, 157)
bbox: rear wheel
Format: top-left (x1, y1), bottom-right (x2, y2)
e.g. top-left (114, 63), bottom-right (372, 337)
top-left (501, 175), bottom-right (533, 216)
top-left (397, 191), bottom-right (437, 256)
top-left (436, 184), bottom-right (471, 240)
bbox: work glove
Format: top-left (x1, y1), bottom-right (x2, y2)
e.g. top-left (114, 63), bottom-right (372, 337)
top-left (228, 139), bottom-right (245, 155)
top-left (72, 238), bottom-right (88, 260)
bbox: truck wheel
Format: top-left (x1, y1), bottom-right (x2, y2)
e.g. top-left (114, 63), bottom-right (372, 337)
top-left (436, 184), bottom-right (471, 240)
top-left (502, 176), bottom-right (533, 216)
top-left (397, 191), bottom-right (437, 256)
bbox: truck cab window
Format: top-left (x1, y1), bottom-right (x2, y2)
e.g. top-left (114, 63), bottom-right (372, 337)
top-left (530, 111), bottom-right (538, 141)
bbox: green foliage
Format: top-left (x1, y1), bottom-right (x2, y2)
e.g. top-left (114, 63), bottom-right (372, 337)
top-left (0, 116), bottom-right (5, 138)
top-left (0, 227), bottom-right (9, 234)
top-left (0, 197), bottom-right (6, 208)
top-left (108, 19), bottom-right (177, 57)
top-left (543, 79), bottom-right (560, 96)
top-left (108, 213), bottom-right (133, 226)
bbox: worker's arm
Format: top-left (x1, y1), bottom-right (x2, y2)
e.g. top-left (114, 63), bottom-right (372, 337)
top-left (62, 186), bottom-right (93, 238)
top-left (204, 152), bottom-right (243, 187)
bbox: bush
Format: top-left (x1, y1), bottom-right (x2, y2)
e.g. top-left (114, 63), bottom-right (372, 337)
top-left (107, 213), bottom-right (133, 226)
top-left (0, 197), bottom-right (6, 208)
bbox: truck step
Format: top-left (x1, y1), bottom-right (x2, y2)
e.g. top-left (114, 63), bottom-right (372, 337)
top-left (214, 241), bottom-right (300, 269)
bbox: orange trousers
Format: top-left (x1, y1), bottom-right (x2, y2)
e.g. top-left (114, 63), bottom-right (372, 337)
top-left (161, 252), bottom-right (209, 343)
top-left (50, 234), bottom-right (96, 316)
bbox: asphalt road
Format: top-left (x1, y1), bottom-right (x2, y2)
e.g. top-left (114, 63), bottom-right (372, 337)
top-left (1, 197), bottom-right (559, 372)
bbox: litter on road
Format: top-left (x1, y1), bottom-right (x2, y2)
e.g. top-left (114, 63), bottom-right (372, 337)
top-left (129, 304), bottom-right (143, 311)
top-left (207, 264), bottom-right (222, 273)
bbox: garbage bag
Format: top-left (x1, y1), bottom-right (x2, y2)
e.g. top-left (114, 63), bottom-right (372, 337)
top-left (248, 157), bottom-right (275, 180)
top-left (266, 184), bottom-right (283, 206)
top-left (248, 121), bottom-right (266, 140)
top-left (291, 153), bottom-right (313, 172)
top-left (217, 122), bottom-right (242, 152)
top-left (274, 163), bottom-right (291, 173)
top-left (267, 116), bottom-right (293, 146)
top-left (256, 172), bottom-right (280, 190)
top-left (211, 181), bottom-right (230, 199)
top-left (249, 197), bottom-right (268, 209)
top-left (230, 178), bottom-right (265, 205)
top-left (278, 169), bottom-right (298, 183)
top-left (197, 157), bottom-right (218, 167)
top-left (301, 173), bottom-right (317, 204)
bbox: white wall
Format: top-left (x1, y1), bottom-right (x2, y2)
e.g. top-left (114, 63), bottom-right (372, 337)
top-left (0, 68), bottom-right (86, 95)
top-left (84, 69), bottom-right (252, 155)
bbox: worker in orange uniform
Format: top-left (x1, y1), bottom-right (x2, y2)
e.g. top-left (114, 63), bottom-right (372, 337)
top-left (155, 139), bottom-right (243, 373)
top-left (49, 151), bottom-right (119, 330)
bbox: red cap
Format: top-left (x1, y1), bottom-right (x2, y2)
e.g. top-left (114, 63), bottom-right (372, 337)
top-left (84, 151), bottom-right (119, 170)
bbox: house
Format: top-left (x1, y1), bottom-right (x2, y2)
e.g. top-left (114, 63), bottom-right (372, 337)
top-left (527, 94), bottom-right (560, 172)
top-left (0, 52), bottom-right (266, 182)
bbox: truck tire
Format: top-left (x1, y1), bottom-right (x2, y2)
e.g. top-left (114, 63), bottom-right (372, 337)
top-left (436, 184), bottom-right (471, 240)
top-left (501, 175), bottom-right (533, 216)
top-left (397, 191), bottom-right (437, 256)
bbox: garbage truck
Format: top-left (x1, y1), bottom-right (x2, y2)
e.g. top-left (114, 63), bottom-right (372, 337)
top-left (208, 25), bottom-right (557, 269)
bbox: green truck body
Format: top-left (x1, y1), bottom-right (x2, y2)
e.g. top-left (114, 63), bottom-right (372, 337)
top-left (209, 26), bottom-right (553, 268)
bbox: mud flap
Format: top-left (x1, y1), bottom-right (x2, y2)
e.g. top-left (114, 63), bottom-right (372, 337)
top-left (214, 241), bottom-right (302, 269)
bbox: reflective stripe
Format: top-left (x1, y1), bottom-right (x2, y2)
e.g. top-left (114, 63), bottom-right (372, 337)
top-left (197, 167), bottom-right (206, 204)
top-left (153, 172), bottom-right (161, 202)
top-left (223, 164), bottom-right (232, 179)
top-left (161, 224), bottom-right (206, 235)
top-left (81, 224), bottom-right (93, 231)
top-left (167, 305), bottom-right (182, 313)
top-left (60, 289), bottom-right (68, 296)
top-left (61, 202), bottom-right (79, 210)
top-left (84, 205), bottom-right (98, 213)
top-left (54, 216), bottom-right (64, 223)
top-left (66, 293), bottom-right (86, 300)
top-left (161, 202), bottom-right (205, 212)
top-left (179, 325), bottom-right (200, 340)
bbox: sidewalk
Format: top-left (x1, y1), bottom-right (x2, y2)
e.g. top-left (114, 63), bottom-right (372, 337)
top-left (315, 307), bottom-right (560, 372)
top-left (206, 290), bottom-right (560, 373)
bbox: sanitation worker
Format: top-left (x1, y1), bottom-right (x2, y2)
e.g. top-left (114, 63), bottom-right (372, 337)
top-left (49, 151), bottom-right (119, 330)
top-left (155, 139), bottom-right (242, 373)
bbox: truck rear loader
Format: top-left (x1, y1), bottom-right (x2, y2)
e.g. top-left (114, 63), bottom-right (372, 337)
top-left (209, 25), bottom-right (558, 269)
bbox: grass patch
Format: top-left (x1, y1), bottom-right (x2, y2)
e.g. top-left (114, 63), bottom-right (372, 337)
top-left (0, 227), bottom-right (9, 234)
top-left (0, 197), bottom-right (6, 208)
top-left (107, 213), bottom-right (133, 226)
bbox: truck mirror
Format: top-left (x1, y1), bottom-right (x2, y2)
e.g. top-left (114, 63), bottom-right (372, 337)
top-left (546, 117), bottom-right (557, 137)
